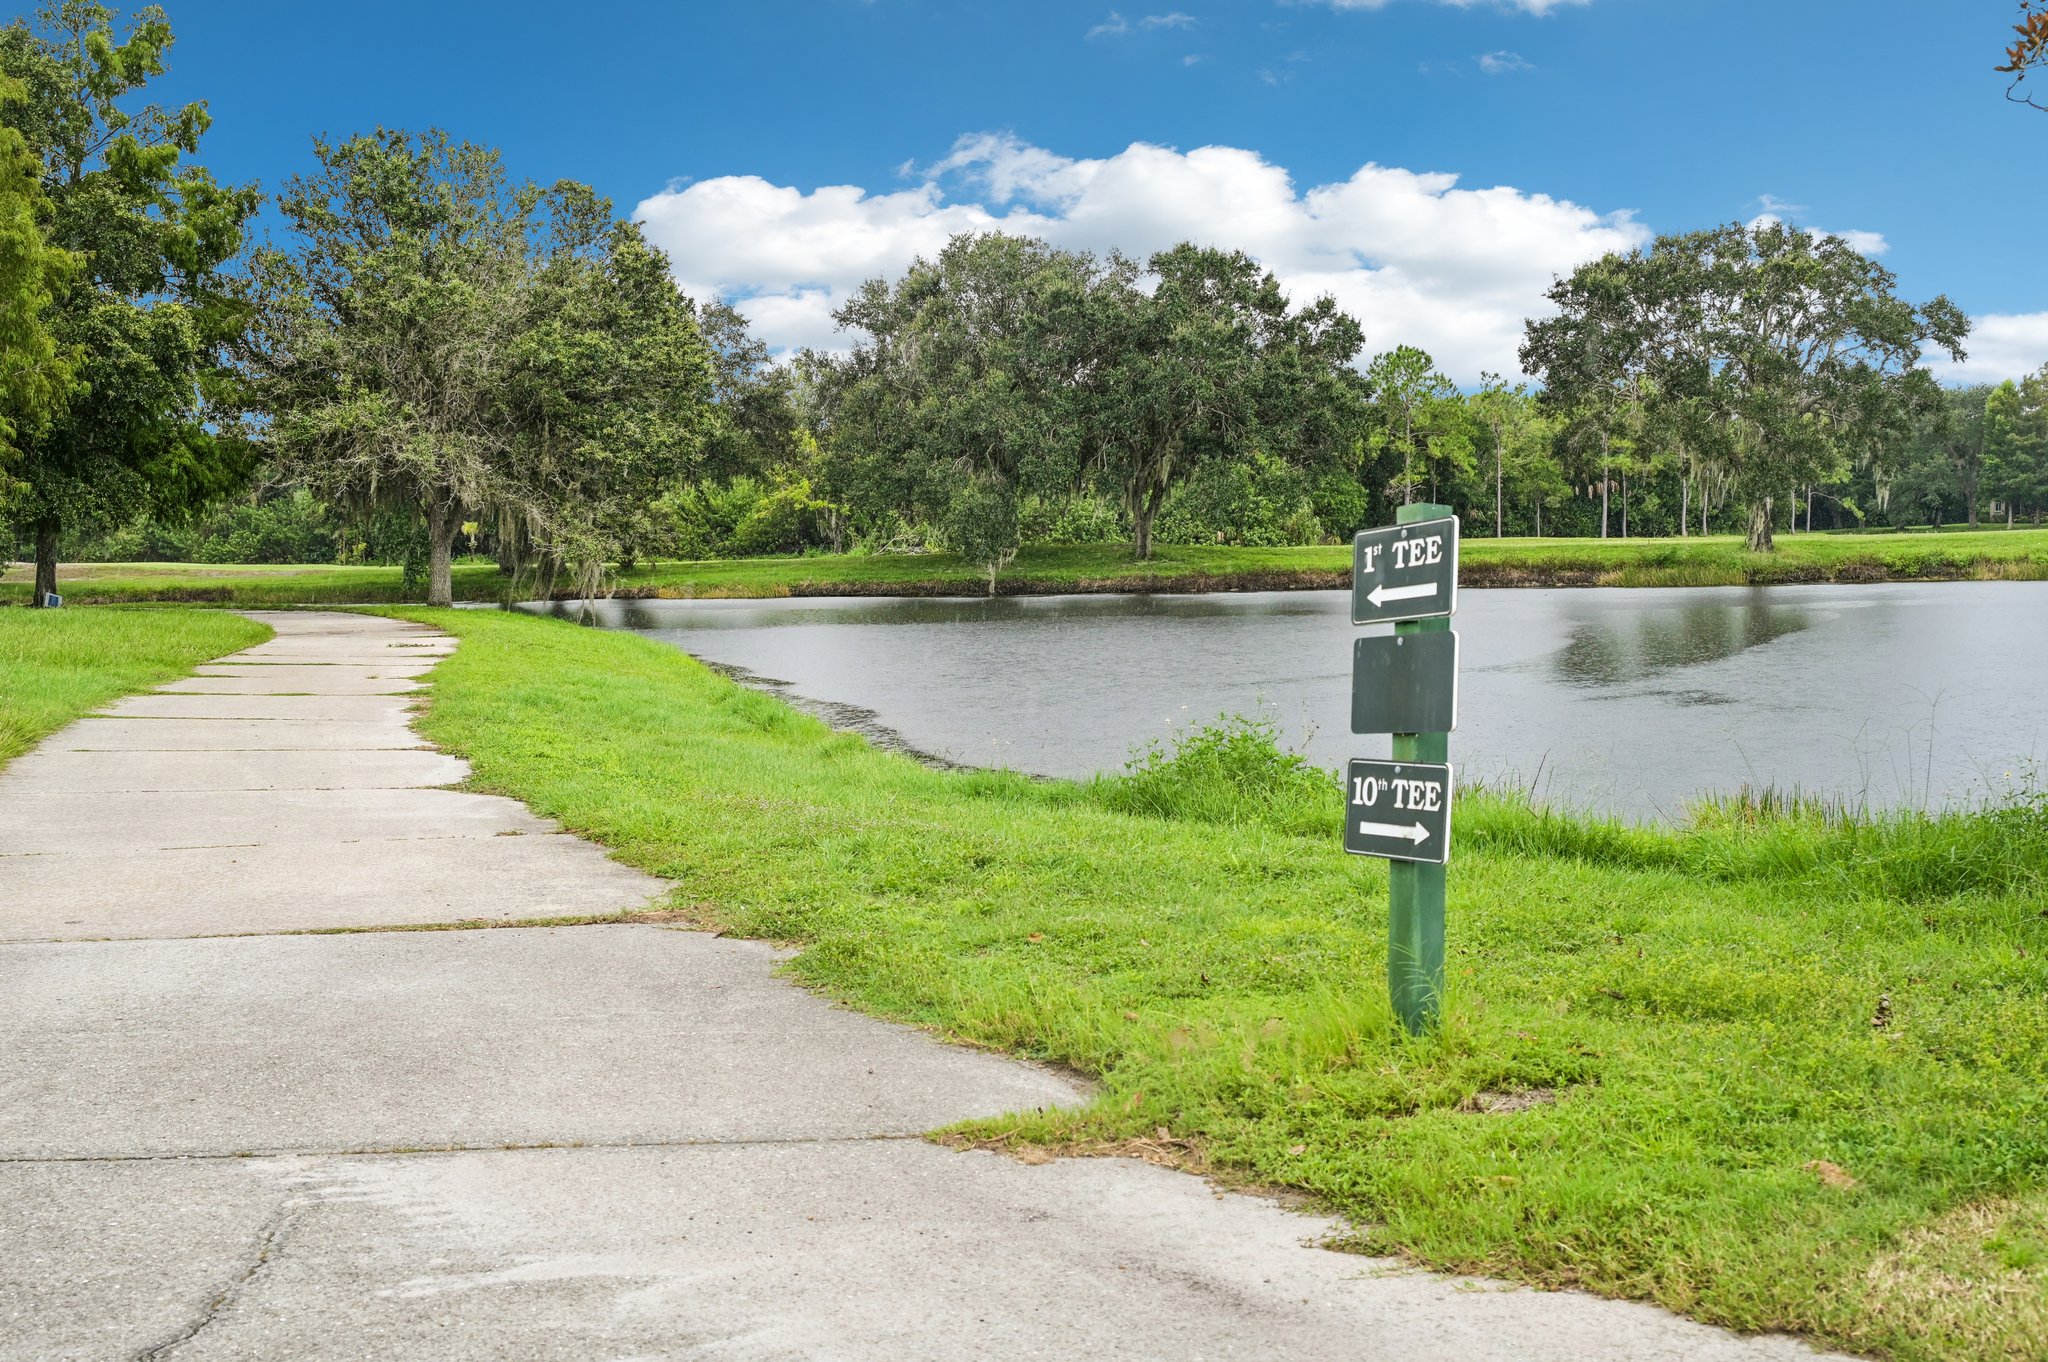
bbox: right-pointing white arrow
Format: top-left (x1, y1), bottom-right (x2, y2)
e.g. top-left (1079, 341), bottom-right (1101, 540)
top-left (1367, 580), bottom-right (1438, 608)
top-left (1356, 819), bottom-right (1429, 843)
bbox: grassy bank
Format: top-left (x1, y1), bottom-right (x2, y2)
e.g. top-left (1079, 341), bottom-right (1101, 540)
top-left (9, 526), bottom-right (2048, 606)
top-left (390, 605), bottom-right (2046, 1362)
top-left (0, 608), bottom-right (271, 763)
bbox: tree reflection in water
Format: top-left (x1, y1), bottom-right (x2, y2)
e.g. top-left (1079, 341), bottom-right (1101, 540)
top-left (1552, 596), bottom-right (1813, 688)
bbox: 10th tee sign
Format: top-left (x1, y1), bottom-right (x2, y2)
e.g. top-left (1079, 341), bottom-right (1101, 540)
top-left (1347, 504), bottom-right (1459, 1035)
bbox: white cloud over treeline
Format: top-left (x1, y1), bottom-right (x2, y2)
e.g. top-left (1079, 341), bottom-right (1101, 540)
top-left (635, 133), bottom-right (1647, 383)
top-left (1930, 313), bottom-right (2048, 385)
top-left (633, 134), bottom-right (2044, 386)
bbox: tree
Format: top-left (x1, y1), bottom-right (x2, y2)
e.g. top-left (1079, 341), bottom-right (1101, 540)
top-left (2000, 2), bottom-right (2048, 110)
top-left (243, 129), bottom-right (711, 606)
top-left (828, 233), bottom-right (1103, 579)
top-left (823, 234), bottom-right (1363, 566)
top-left (1, 2), bottom-right (258, 606)
top-left (0, 73), bottom-right (77, 472)
top-left (1554, 373), bottom-right (1657, 539)
top-left (1892, 417), bottom-right (1959, 528)
top-left (1362, 346), bottom-right (1459, 506)
top-left (1088, 244), bottom-right (1362, 559)
top-left (1920, 385), bottom-right (1993, 530)
top-left (1986, 369), bottom-right (2048, 524)
top-left (1468, 374), bottom-right (1548, 537)
top-left (1515, 417), bottom-right (1572, 537)
top-left (498, 202), bottom-right (715, 594)
top-left (944, 473), bottom-right (1019, 595)
top-left (1523, 220), bottom-right (1966, 552)
top-left (695, 296), bottom-right (799, 481)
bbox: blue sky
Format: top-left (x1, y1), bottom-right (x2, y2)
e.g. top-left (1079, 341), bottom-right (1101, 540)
top-left (151, 1), bottom-right (2043, 381)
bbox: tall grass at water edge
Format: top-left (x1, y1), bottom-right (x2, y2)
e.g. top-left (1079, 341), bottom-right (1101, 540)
top-left (1083, 713), bottom-right (2048, 902)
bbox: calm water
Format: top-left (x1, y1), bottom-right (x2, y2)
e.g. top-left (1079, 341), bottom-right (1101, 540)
top-left (529, 583), bottom-right (2048, 819)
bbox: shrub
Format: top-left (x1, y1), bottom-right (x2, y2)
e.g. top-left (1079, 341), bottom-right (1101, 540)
top-left (660, 476), bottom-right (842, 558)
top-left (1155, 453), bottom-right (1325, 547)
top-left (1020, 493), bottom-right (1127, 545)
top-left (68, 489), bottom-right (343, 564)
top-left (1088, 714), bottom-right (1337, 838)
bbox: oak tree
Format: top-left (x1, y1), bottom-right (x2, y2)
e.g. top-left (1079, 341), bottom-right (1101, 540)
top-left (828, 233), bottom-right (1106, 580)
top-left (1523, 220), bottom-right (1966, 551)
top-left (243, 130), bottom-right (711, 606)
top-left (0, 72), bottom-right (76, 474)
top-left (1089, 244), bottom-right (1363, 559)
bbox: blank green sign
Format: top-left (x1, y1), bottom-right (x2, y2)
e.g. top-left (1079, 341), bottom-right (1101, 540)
top-left (1350, 631), bottom-right (1458, 735)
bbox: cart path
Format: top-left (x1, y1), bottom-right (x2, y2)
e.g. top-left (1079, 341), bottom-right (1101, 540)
top-left (0, 611), bottom-right (1852, 1362)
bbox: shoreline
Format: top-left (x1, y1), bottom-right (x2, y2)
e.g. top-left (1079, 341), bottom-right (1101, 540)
top-left (590, 557), bottom-right (2048, 601)
top-left (8, 530), bottom-right (2047, 606)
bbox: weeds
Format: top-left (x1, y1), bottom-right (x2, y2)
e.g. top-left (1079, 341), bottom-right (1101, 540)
top-left (1089, 716), bottom-right (2048, 905)
top-left (1087, 713), bottom-right (1337, 837)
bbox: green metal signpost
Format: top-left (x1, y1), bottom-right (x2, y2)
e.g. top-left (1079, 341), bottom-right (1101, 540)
top-left (1348, 503), bottom-right (1459, 1035)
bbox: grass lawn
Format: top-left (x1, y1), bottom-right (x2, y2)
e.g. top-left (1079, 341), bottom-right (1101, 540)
top-left (7, 524), bottom-right (2048, 606)
top-left (0, 607), bottom-right (271, 764)
top-left (386, 605), bottom-right (2047, 1362)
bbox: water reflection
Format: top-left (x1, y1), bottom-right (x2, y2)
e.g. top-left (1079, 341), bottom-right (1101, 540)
top-left (593, 591), bottom-right (1335, 634)
top-left (1552, 596), bottom-right (1813, 687)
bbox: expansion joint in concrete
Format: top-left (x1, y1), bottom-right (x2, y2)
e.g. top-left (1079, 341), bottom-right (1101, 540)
top-left (0, 1131), bottom-right (933, 1166)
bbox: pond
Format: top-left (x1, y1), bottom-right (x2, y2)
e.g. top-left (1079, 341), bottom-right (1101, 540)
top-left (526, 582), bottom-right (2048, 820)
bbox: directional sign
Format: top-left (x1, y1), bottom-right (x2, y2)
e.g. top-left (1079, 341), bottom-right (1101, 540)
top-left (1344, 758), bottom-right (1453, 864)
top-left (1351, 630), bottom-right (1458, 735)
top-left (1351, 516), bottom-right (1459, 625)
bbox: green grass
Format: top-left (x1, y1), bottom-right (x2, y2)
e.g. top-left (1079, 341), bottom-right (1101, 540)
top-left (384, 605), bottom-right (2047, 1362)
top-left (0, 607), bottom-right (271, 764)
top-left (9, 524), bottom-right (2048, 606)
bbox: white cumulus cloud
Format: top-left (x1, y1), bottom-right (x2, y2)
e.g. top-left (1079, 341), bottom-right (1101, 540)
top-left (1749, 211), bottom-right (1889, 259)
top-left (633, 133), bottom-right (1647, 382)
top-left (1477, 50), bottom-right (1532, 74)
top-left (1927, 313), bottom-right (2048, 385)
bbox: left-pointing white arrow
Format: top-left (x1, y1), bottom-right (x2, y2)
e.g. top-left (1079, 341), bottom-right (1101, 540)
top-left (1356, 819), bottom-right (1429, 843)
top-left (1367, 580), bottom-right (1438, 608)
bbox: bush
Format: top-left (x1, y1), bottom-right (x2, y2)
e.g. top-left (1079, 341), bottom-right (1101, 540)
top-left (660, 476), bottom-right (842, 558)
top-left (942, 477), bottom-right (1022, 591)
top-left (1088, 714), bottom-right (1337, 838)
top-left (68, 489), bottom-right (343, 564)
top-left (1155, 453), bottom-right (1325, 547)
top-left (1307, 471), bottom-right (1374, 541)
top-left (1020, 493), bottom-right (1127, 545)
top-left (1097, 722), bottom-right (2048, 907)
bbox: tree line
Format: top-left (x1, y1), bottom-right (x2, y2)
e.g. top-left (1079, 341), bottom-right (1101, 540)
top-left (3, 4), bottom-right (2032, 608)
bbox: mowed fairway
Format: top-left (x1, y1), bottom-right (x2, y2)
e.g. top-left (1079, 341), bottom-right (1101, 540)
top-left (373, 604), bottom-right (2048, 1362)
top-left (7, 524), bottom-right (2048, 606)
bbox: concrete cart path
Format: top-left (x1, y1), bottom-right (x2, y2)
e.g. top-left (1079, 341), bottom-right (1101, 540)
top-left (0, 612), bottom-right (1853, 1362)
top-left (0, 611), bottom-right (656, 942)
